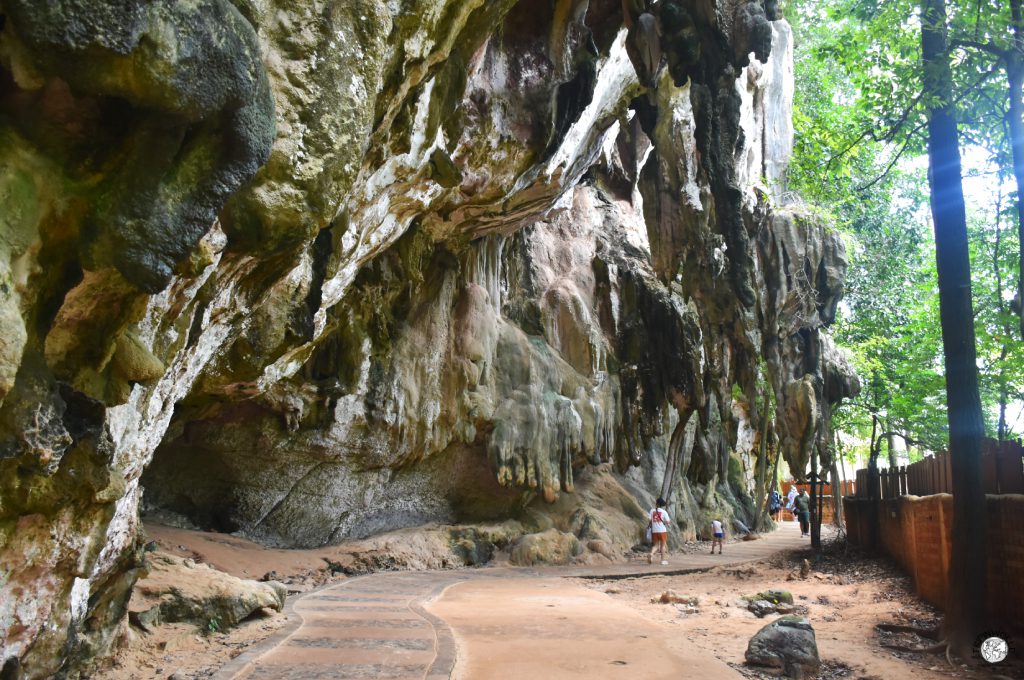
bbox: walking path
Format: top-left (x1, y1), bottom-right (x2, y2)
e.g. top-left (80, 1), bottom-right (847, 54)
top-left (215, 523), bottom-right (806, 680)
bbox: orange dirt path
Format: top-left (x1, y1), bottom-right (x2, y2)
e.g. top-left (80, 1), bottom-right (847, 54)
top-left (214, 525), bottom-right (807, 679)
top-left (430, 577), bottom-right (740, 680)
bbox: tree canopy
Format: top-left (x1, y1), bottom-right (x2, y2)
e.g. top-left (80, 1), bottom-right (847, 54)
top-left (787, 0), bottom-right (1024, 461)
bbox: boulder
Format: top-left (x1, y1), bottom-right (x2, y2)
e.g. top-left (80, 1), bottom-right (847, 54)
top-left (747, 599), bottom-right (777, 618)
top-left (745, 589), bottom-right (794, 617)
top-left (745, 615), bottom-right (820, 680)
top-left (586, 540), bottom-right (617, 559)
top-left (129, 553), bottom-right (286, 630)
top-left (752, 589), bottom-right (794, 605)
top-left (509, 529), bottom-right (582, 566)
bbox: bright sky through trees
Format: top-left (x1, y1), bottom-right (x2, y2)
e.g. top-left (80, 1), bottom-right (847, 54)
top-left (787, 0), bottom-right (1024, 459)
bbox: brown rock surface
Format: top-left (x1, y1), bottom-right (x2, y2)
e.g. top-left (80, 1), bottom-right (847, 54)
top-left (129, 552), bottom-right (285, 630)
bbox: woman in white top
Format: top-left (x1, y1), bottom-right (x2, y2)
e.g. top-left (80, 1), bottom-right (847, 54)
top-left (786, 484), bottom-right (798, 519)
top-left (648, 497), bottom-right (671, 565)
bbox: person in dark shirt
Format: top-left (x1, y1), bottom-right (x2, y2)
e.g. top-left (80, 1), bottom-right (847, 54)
top-left (794, 490), bottom-right (811, 537)
top-left (769, 489), bottom-right (782, 521)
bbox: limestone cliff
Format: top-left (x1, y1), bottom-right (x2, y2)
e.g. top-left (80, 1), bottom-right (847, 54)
top-left (0, 0), bottom-right (856, 676)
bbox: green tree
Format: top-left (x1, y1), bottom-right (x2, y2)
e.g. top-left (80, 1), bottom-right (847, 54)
top-left (789, 0), bottom-right (1024, 448)
top-left (786, 0), bottom-right (1019, 653)
top-left (969, 186), bottom-right (1024, 439)
top-left (921, 0), bottom-right (987, 653)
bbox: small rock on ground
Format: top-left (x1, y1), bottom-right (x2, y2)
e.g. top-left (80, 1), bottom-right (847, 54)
top-left (745, 615), bottom-right (820, 680)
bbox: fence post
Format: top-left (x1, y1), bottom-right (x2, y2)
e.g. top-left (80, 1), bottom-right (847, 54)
top-left (906, 499), bottom-right (921, 596)
top-left (937, 498), bottom-right (950, 602)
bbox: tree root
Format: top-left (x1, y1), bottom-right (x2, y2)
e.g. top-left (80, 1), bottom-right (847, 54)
top-left (880, 640), bottom-right (949, 655)
top-left (875, 623), bottom-right (941, 640)
top-left (877, 622), bottom-right (950, 661)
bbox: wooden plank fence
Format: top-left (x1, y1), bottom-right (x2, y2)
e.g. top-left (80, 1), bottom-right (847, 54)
top-left (855, 439), bottom-right (1024, 498)
top-left (906, 451), bottom-right (952, 495)
top-left (791, 480), bottom-right (856, 497)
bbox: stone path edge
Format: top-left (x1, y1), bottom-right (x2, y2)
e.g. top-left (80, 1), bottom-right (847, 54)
top-left (572, 554), bottom-right (777, 581)
top-left (576, 565), bottom-right (729, 581)
top-left (209, 577), bottom-right (364, 680)
top-left (412, 580), bottom-right (463, 680)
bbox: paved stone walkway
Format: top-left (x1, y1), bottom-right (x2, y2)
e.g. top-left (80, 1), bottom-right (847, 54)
top-left (216, 523), bottom-right (806, 680)
top-left (215, 571), bottom-right (468, 680)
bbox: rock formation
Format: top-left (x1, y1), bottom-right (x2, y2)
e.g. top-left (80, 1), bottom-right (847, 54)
top-left (0, 0), bottom-right (857, 676)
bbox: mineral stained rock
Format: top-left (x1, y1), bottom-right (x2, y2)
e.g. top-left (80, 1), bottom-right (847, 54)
top-left (0, 0), bottom-right (857, 676)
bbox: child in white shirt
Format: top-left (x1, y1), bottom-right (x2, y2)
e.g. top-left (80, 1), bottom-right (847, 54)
top-left (711, 518), bottom-right (725, 554)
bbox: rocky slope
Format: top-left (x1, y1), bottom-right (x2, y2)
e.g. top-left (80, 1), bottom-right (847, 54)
top-left (0, 0), bottom-right (856, 677)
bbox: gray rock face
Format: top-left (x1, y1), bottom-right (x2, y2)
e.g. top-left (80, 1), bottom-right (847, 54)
top-left (0, 0), bottom-right (858, 676)
top-left (745, 615), bottom-right (821, 679)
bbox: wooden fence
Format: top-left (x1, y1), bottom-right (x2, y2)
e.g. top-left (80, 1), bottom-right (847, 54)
top-left (790, 480), bottom-right (855, 497)
top-left (854, 439), bottom-right (1024, 498)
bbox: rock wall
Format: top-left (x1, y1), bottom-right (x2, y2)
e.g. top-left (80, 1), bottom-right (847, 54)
top-left (0, 0), bottom-right (857, 676)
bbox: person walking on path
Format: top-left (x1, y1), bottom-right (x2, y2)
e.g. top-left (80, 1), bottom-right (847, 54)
top-left (794, 489), bottom-right (811, 537)
top-left (648, 498), bottom-right (671, 565)
top-left (785, 484), bottom-right (798, 520)
top-left (710, 518), bottom-right (725, 554)
top-left (768, 489), bottom-right (782, 522)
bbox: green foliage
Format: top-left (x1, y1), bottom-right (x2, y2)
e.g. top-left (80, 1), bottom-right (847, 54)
top-left (206, 616), bottom-right (220, 634)
top-left (788, 0), bottom-right (1024, 452)
top-left (966, 189), bottom-right (1024, 437)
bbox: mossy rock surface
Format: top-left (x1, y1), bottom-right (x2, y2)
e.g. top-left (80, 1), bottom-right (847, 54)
top-left (745, 589), bottom-right (794, 605)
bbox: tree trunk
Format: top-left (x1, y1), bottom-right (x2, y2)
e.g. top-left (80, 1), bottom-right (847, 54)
top-left (835, 428), bottom-right (843, 528)
top-left (830, 455), bottom-right (843, 527)
top-left (1010, 0), bottom-right (1024, 338)
top-left (868, 415), bottom-right (879, 493)
top-left (886, 432), bottom-right (898, 468)
top-left (810, 437), bottom-right (820, 550)
top-left (754, 394), bottom-right (770, 531)
top-left (998, 376), bottom-right (1008, 441)
top-left (992, 188), bottom-right (1011, 441)
top-left (760, 424), bottom-right (782, 531)
top-left (921, 0), bottom-right (988, 655)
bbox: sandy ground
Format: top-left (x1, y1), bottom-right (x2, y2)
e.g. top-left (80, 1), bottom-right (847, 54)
top-left (430, 577), bottom-right (742, 679)
top-left (572, 545), bottom-right (1024, 680)
top-left (91, 523), bottom-right (1024, 680)
top-left (91, 613), bottom-right (289, 680)
top-left (92, 525), bottom-right (324, 680)
top-left (143, 523), bottom-right (345, 582)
